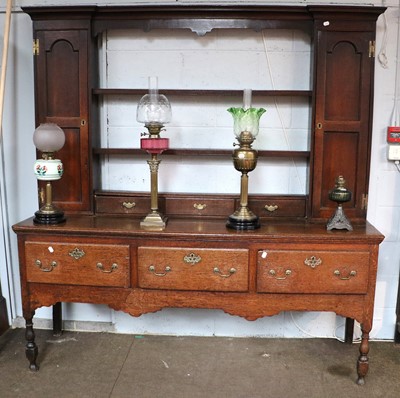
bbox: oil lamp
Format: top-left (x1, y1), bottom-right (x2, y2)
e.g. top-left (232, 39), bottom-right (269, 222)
top-left (137, 77), bottom-right (171, 230)
top-left (32, 123), bottom-right (65, 224)
top-left (226, 89), bottom-right (266, 230)
top-left (327, 175), bottom-right (353, 231)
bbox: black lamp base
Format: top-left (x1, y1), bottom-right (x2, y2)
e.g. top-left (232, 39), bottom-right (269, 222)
top-left (226, 215), bottom-right (260, 230)
top-left (33, 210), bottom-right (66, 225)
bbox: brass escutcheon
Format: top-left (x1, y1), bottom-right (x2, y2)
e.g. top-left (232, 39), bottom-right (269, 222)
top-left (96, 262), bottom-right (118, 273)
top-left (269, 269), bottom-right (292, 280)
top-left (264, 204), bottom-right (279, 212)
top-left (213, 267), bottom-right (236, 278)
top-left (333, 269), bottom-right (357, 280)
top-left (304, 255), bottom-right (322, 269)
top-left (122, 201), bottom-right (136, 209)
top-left (183, 252), bottom-right (202, 265)
top-left (193, 203), bottom-right (207, 210)
top-left (149, 265), bottom-right (171, 277)
top-left (35, 259), bottom-right (57, 272)
top-left (69, 248), bottom-right (85, 260)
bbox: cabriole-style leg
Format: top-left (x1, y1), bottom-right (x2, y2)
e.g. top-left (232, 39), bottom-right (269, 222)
top-left (25, 314), bottom-right (39, 371)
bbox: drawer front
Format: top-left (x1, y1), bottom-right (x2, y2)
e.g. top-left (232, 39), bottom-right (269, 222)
top-left (25, 242), bottom-right (130, 287)
top-left (247, 197), bottom-right (306, 218)
top-left (165, 197), bottom-right (235, 217)
top-left (257, 249), bottom-right (370, 294)
top-left (95, 195), bottom-right (165, 215)
top-left (138, 247), bottom-right (248, 292)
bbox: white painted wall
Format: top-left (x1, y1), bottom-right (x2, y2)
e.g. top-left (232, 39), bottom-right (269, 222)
top-left (101, 28), bottom-right (310, 195)
top-left (0, 0), bottom-right (399, 341)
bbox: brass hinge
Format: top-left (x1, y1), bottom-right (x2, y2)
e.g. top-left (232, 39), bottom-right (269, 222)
top-left (33, 39), bottom-right (39, 56)
top-left (362, 194), bottom-right (368, 211)
top-left (369, 41), bottom-right (375, 58)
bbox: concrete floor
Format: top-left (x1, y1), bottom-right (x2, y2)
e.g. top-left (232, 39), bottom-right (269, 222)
top-left (0, 328), bottom-right (399, 397)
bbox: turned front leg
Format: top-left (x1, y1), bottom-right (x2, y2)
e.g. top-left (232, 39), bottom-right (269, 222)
top-left (25, 314), bottom-right (39, 371)
top-left (356, 325), bottom-right (370, 385)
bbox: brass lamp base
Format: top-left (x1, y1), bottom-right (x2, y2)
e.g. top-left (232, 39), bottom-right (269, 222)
top-left (140, 211), bottom-right (168, 231)
top-left (33, 208), bottom-right (65, 225)
top-left (226, 207), bottom-right (260, 230)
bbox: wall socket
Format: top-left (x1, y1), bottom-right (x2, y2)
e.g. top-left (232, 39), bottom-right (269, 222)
top-left (388, 145), bottom-right (400, 161)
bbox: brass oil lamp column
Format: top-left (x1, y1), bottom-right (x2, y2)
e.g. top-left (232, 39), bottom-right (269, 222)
top-left (137, 77), bottom-right (171, 230)
top-left (226, 89), bottom-right (266, 230)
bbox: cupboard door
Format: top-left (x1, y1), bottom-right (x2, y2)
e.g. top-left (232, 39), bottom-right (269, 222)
top-left (311, 29), bottom-right (375, 221)
top-left (34, 28), bottom-right (92, 212)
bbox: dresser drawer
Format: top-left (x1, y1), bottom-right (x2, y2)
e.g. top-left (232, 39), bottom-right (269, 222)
top-left (25, 242), bottom-right (130, 287)
top-left (138, 247), bottom-right (248, 292)
top-left (95, 194), bottom-right (164, 216)
top-left (247, 196), bottom-right (306, 218)
top-left (165, 197), bottom-right (235, 217)
top-left (257, 249), bottom-right (370, 294)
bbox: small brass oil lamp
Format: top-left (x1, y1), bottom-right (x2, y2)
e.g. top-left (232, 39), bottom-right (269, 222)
top-left (327, 175), bottom-right (353, 231)
top-left (226, 89), bottom-right (266, 230)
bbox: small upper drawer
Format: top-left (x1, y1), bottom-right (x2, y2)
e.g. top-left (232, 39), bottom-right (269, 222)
top-left (165, 197), bottom-right (235, 217)
top-left (95, 194), bottom-right (165, 215)
top-left (138, 247), bottom-right (248, 292)
top-left (247, 197), bottom-right (306, 218)
top-left (257, 249), bottom-right (370, 294)
top-left (25, 242), bottom-right (130, 287)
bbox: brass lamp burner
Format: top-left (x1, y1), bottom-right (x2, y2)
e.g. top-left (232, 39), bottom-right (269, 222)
top-left (327, 175), bottom-right (353, 231)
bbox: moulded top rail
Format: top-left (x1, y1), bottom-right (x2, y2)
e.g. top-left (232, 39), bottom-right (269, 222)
top-left (22, 5), bottom-right (386, 37)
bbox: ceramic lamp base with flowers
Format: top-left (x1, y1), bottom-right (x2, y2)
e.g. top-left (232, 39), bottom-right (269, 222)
top-left (32, 123), bottom-right (66, 225)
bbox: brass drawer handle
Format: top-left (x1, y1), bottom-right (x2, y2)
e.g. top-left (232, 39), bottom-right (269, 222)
top-left (264, 204), bottom-right (278, 212)
top-left (96, 262), bottom-right (118, 273)
top-left (333, 269), bottom-right (357, 280)
top-left (122, 201), bottom-right (136, 209)
top-left (35, 259), bottom-right (57, 272)
top-left (269, 269), bottom-right (292, 280)
top-left (304, 256), bottom-right (322, 269)
top-left (149, 265), bottom-right (171, 277)
top-left (183, 252), bottom-right (202, 265)
top-left (69, 247), bottom-right (85, 260)
top-left (213, 267), bottom-right (236, 278)
top-left (193, 203), bottom-right (207, 210)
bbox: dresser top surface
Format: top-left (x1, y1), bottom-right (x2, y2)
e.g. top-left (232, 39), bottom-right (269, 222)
top-left (12, 216), bottom-right (384, 245)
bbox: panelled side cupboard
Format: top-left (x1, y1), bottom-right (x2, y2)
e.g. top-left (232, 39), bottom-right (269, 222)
top-left (13, 5), bottom-right (385, 385)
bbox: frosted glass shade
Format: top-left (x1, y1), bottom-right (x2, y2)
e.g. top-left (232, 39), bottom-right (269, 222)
top-left (33, 123), bottom-right (65, 153)
top-left (137, 93), bottom-right (172, 126)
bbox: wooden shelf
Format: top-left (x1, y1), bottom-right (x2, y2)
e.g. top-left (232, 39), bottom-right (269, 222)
top-left (93, 148), bottom-right (310, 158)
top-left (93, 88), bottom-right (312, 97)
